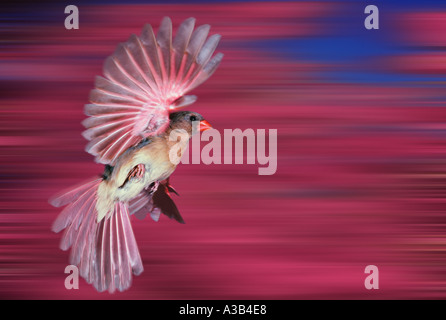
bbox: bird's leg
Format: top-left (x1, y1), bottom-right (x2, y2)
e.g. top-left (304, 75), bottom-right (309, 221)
top-left (128, 164), bottom-right (145, 181)
top-left (145, 180), bottom-right (159, 195)
top-left (119, 164), bottom-right (146, 188)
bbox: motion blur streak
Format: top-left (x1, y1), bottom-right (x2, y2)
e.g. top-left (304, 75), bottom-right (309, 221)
top-left (1, 1), bottom-right (446, 299)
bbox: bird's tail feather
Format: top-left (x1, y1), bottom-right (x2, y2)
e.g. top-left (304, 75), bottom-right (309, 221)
top-left (50, 179), bottom-right (143, 293)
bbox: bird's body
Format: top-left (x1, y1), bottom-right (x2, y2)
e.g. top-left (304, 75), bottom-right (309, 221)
top-left (97, 135), bottom-right (175, 219)
top-left (50, 17), bottom-right (222, 293)
top-left (96, 113), bottom-right (207, 221)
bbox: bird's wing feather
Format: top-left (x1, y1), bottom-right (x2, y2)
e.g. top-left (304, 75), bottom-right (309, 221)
top-left (83, 17), bottom-right (223, 165)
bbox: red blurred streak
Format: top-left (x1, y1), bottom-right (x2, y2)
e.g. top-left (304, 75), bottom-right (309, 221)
top-left (387, 53), bottom-right (446, 75)
top-left (397, 12), bottom-right (446, 47)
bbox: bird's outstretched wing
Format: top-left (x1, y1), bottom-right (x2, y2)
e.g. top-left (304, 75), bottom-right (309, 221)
top-left (82, 17), bottom-right (223, 165)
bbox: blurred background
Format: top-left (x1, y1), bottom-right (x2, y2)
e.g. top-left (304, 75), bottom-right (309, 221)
top-left (1, 0), bottom-right (446, 299)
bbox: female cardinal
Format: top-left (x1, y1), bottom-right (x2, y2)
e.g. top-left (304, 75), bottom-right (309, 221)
top-left (50, 17), bottom-right (222, 293)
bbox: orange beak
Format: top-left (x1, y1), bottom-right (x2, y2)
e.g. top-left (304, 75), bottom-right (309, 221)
top-left (199, 120), bottom-right (212, 132)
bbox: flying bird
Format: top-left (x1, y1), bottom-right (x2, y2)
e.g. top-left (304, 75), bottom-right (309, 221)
top-left (50, 17), bottom-right (223, 293)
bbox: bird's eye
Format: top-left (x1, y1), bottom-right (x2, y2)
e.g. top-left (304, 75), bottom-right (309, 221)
top-left (189, 115), bottom-right (197, 122)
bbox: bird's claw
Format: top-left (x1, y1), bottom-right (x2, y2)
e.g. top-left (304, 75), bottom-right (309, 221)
top-left (129, 164), bottom-right (145, 181)
top-left (118, 164), bottom-right (146, 189)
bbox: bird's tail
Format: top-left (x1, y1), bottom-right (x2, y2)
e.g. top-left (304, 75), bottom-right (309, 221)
top-left (50, 178), bottom-right (143, 293)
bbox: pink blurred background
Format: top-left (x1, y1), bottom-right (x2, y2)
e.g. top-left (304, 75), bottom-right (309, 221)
top-left (1, 0), bottom-right (446, 299)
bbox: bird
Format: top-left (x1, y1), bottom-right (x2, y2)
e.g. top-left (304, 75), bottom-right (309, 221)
top-left (49, 17), bottom-right (223, 293)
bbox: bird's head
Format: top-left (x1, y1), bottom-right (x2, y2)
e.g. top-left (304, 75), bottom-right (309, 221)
top-left (168, 111), bottom-right (212, 136)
